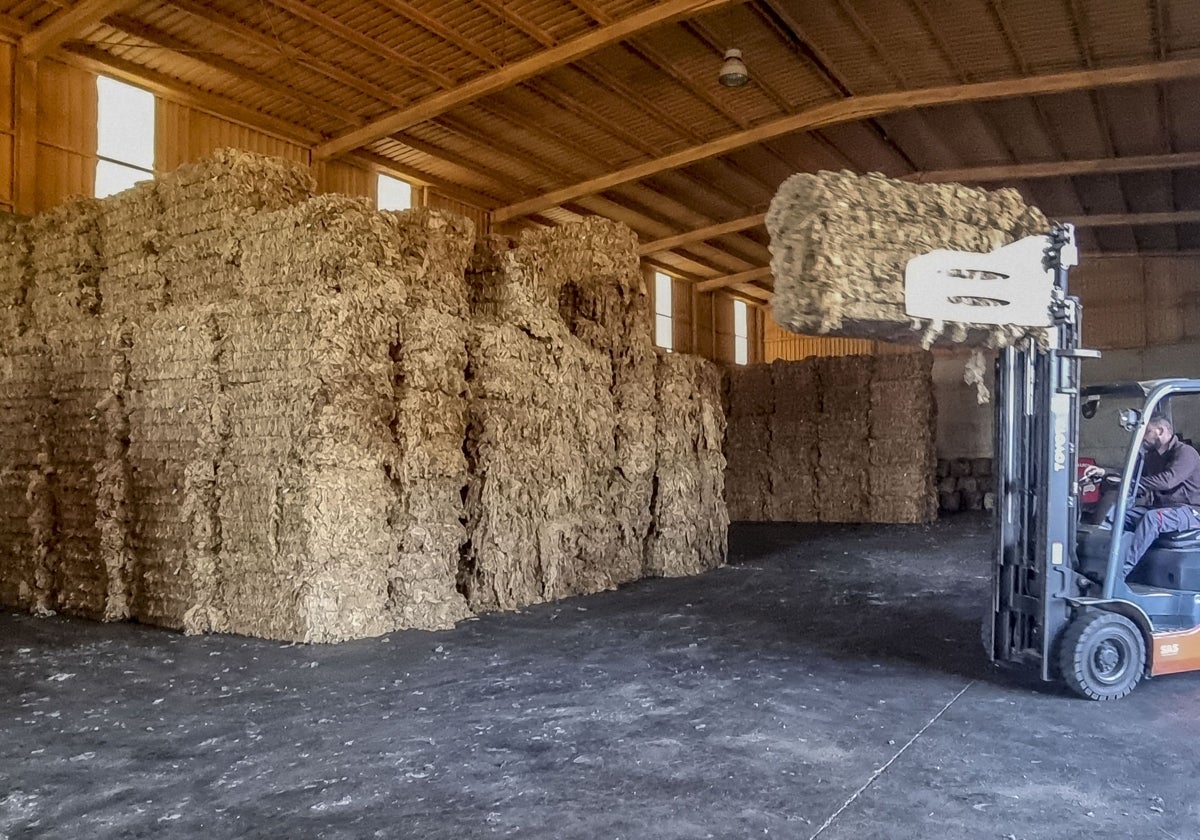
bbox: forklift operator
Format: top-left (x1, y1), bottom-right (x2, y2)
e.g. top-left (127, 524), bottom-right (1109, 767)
top-left (1087, 416), bottom-right (1200, 579)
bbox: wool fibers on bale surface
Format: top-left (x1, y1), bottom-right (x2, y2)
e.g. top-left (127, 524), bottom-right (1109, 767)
top-left (0, 213), bottom-right (31, 338)
top-left (723, 364), bottom-right (773, 521)
top-left (97, 180), bottom-right (168, 317)
top-left (646, 354), bottom-right (728, 577)
top-left (766, 359), bottom-right (820, 522)
top-left (27, 198), bottom-right (102, 329)
top-left (767, 170), bottom-right (1048, 348)
top-left (867, 352), bottom-right (938, 524)
top-left (0, 336), bottom-right (52, 612)
top-left (815, 355), bottom-right (874, 523)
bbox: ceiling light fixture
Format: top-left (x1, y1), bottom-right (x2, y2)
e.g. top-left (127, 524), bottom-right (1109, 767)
top-left (719, 48), bottom-right (749, 88)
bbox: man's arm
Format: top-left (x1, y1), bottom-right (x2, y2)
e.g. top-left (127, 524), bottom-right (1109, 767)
top-left (1141, 445), bottom-right (1200, 491)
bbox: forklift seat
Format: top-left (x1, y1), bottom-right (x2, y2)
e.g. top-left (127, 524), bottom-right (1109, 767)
top-left (1155, 528), bottom-right (1200, 548)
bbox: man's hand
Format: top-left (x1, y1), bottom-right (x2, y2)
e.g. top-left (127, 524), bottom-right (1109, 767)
top-left (1082, 464), bottom-right (1106, 481)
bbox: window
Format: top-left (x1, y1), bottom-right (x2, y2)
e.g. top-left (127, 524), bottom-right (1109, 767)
top-left (377, 173), bottom-right (412, 211)
top-left (95, 76), bottom-right (155, 198)
top-left (734, 299), bottom-right (749, 365)
top-left (654, 271), bottom-right (673, 350)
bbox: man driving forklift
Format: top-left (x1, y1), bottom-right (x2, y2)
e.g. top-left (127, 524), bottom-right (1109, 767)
top-left (1085, 416), bottom-right (1200, 580)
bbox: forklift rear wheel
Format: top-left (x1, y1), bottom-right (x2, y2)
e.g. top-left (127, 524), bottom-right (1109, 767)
top-left (1059, 611), bottom-right (1145, 701)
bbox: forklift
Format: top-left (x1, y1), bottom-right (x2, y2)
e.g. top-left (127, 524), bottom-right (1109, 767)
top-left (909, 224), bottom-right (1200, 700)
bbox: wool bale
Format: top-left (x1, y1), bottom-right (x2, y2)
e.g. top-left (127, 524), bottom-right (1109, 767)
top-left (0, 214), bottom-right (31, 338)
top-left (767, 170), bottom-right (1049, 348)
top-left (27, 198), bottom-right (102, 329)
top-left (646, 354), bottom-right (728, 577)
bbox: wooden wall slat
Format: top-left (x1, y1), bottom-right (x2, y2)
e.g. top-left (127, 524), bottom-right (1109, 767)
top-left (314, 158), bottom-right (373, 199)
top-left (156, 99), bottom-right (308, 172)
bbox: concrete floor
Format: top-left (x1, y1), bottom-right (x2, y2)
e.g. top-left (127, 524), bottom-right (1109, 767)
top-left (2, 518), bottom-right (1199, 840)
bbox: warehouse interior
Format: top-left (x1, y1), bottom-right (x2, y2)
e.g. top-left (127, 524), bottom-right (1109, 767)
top-left (3, 0), bottom-right (1200, 837)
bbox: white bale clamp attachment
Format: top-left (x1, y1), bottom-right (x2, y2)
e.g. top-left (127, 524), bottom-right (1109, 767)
top-left (903, 234), bottom-right (1060, 328)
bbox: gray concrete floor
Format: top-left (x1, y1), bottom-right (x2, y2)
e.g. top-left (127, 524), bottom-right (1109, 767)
top-left (2, 517), bottom-right (1199, 839)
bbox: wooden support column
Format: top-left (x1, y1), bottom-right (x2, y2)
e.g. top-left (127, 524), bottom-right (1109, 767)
top-left (14, 57), bottom-right (37, 216)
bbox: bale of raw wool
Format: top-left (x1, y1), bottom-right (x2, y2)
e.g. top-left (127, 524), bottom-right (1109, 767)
top-left (767, 170), bottom-right (1049, 347)
top-left (867, 352), bottom-right (938, 523)
top-left (0, 213), bottom-right (31, 337)
top-left (97, 179), bottom-right (169, 317)
top-left (124, 308), bottom-right (224, 632)
top-left (26, 198), bottom-right (102, 329)
top-left (234, 198), bottom-right (474, 637)
top-left (0, 336), bottom-right (52, 612)
top-left (723, 364), bottom-right (773, 521)
top-left (816, 354), bottom-right (874, 522)
top-left (646, 353), bottom-right (728, 577)
top-left (386, 208), bottom-right (475, 630)
top-left (767, 358), bottom-right (820, 522)
top-left (156, 149), bottom-right (315, 308)
top-left (461, 228), bottom-right (627, 613)
top-left (41, 320), bottom-right (130, 620)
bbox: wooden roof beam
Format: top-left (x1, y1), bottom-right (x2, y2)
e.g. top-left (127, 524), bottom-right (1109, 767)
top-left (493, 56), bottom-right (1200, 222)
top-left (20, 0), bottom-right (135, 59)
top-left (1070, 210), bottom-right (1200, 228)
top-left (640, 213), bottom-right (767, 255)
top-left (907, 150), bottom-right (1200, 183)
top-left (696, 266), bottom-right (773, 293)
top-left (314, 0), bottom-right (746, 160)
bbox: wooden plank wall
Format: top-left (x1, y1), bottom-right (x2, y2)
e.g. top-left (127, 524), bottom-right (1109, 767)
top-left (1073, 255), bottom-right (1200, 349)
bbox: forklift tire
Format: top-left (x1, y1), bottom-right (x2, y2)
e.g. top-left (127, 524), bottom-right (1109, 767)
top-left (1058, 610), bottom-right (1146, 701)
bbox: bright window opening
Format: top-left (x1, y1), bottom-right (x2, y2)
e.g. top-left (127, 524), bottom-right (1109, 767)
top-left (377, 173), bottom-right (413, 211)
top-left (95, 76), bottom-right (155, 198)
top-left (654, 271), bottom-right (673, 351)
top-left (734, 299), bottom-right (749, 365)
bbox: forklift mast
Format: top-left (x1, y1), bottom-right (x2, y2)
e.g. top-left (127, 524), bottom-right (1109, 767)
top-left (985, 224), bottom-right (1093, 680)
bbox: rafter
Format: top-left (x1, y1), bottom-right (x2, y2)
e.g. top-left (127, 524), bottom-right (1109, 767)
top-left (640, 214), bottom-right (767, 255)
top-left (314, 0), bottom-right (745, 159)
top-left (21, 0), bottom-right (135, 59)
top-left (696, 266), bottom-right (772, 293)
top-left (1070, 210), bottom-right (1200, 228)
top-left (907, 151), bottom-right (1200, 183)
top-left (493, 57), bottom-right (1200, 222)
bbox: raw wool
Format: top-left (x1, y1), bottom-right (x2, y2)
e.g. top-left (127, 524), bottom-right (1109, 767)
top-left (386, 207), bottom-right (475, 630)
top-left (461, 230), bottom-right (622, 613)
top-left (816, 355), bottom-right (873, 522)
top-left (646, 353), bottom-right (728, 577)
top-left (0, 336), bottom-right (52, 612)
top-left (97, 179), bottom-right (169, 318)
top-left (157, 149), bottom-right (316, 309)
top-left (867, 353), bottom-right (938, 523)
top-left (124, 308), bottom-right (224, 632)
top-left (723, 364), bottom-right (773, 521)
top-left (41, 320), bottom-right (130, 620)
top-left (721, 354), bottom-right (936, 524)
top-left (0, 213), bottom-right (31, 337)
top-left (766, 358), bottom-right (820, 522)
top-left (767, 170), bottom-right (1049, 348)
top-left (27, 198), bottom-right (103, 329)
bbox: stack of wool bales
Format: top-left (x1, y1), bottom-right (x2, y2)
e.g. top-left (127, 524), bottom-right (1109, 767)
top-left (868, 354), bottom-right (938, 522)
top-left (767, 170), bottom-right (1048, 348)
top-left (723, 364), bottom-right (773, 521)
top-left (723, 353), bottom-right (936, 524)
top-left (937, 458), bottom-right (995, 513)
top-left (646, 354), bottom-right (728, 576)
top-left (815, 355), bottom-right (874, 522)
top-left (462, 230), bottom-right (620, 611)
top-left (766, 359), bottom-right (820, 521)
top-left (0, 214), bottom-right (51, 612)
top-left (27, 199), bottom-right (125, 619)
top-left (380, 207), bottom-right (475, 631)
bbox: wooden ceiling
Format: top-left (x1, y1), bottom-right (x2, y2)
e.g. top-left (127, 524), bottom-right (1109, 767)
top-left (5, 0), bottom-right (1200, 299)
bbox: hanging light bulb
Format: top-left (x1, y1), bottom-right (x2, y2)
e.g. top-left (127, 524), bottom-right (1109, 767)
top-left (719, 48), bottom-right (749, 87)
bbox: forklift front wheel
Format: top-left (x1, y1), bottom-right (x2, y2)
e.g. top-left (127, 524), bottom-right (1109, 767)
top-left (1059, 610), bottom-right (1146, 701)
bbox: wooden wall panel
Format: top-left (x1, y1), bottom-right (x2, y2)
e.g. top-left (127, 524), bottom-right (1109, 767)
top-left (763, 315), bottom-right (878, 361)
top-left (1071, 255), bottom-right (1200, 350)
top-left (314, 158), bottom-right (373, 199)
top-left (156, 99), bottom-right (308, 172)
top-left (0, 42), bottom-right (12, 212)
top-left (34, 59), bottom-right (94, 210)
top-left (671, 276), bottom-right (693, 355)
